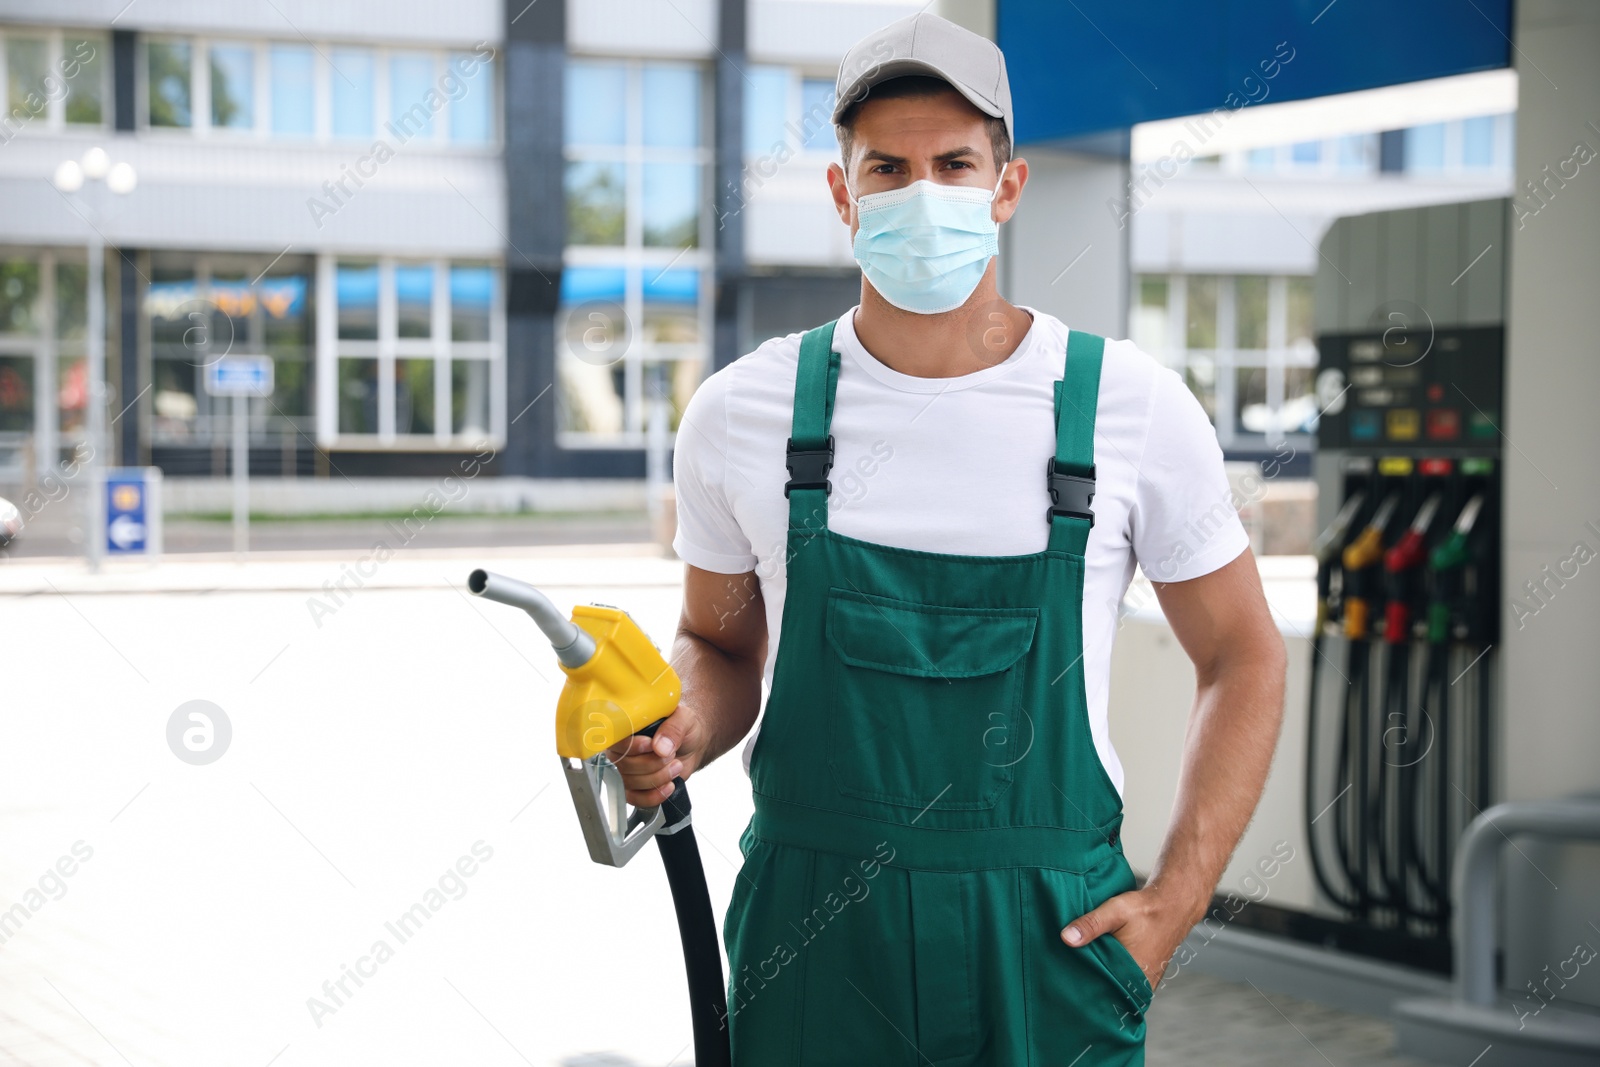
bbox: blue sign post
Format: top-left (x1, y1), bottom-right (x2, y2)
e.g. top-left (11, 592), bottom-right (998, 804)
top-left (206, 356), bottom-right (275, 397)
top-left (205, 355), bottom-right (275, 555)
top-left (105, 467), bottom-right (163, 557)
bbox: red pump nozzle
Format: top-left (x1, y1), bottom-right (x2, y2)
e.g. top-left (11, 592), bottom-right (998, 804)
top-left (1382, 493), bottom-right (1442, 643)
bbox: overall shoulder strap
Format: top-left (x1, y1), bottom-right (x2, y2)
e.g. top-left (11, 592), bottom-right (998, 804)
top-left (787, 321), bottom-right (841, 529)
top-left (1047, 329), bottom-right (1106, 555)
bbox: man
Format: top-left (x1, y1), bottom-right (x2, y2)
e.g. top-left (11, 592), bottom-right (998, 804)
top-left (612, 12), bottom-right (1286, 1065)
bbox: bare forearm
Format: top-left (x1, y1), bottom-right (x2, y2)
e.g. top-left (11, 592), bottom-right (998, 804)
top-left (1143, 643), bottom-right (1286, 923)
top-left (671, 627), bottom-right (764, 771)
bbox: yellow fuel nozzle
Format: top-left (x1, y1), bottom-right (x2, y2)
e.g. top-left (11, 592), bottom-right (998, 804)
top-left (467, 569), bottom-right (681, 759)
top-left (557, 603), bottom-right (682, 760)
top-left (1342, 495), bottom-right (1398, 573)
top-left (470, 568), bottom-right (684, 868)
top-left (1340, 493), bottom-right (1400, 639)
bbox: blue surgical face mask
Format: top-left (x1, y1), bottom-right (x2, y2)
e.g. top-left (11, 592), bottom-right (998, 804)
top-left (848, 162), bottom-right (1008, 315)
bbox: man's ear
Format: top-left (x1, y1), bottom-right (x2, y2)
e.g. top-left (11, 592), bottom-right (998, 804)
top-left (994, 157), bottom-right (1028, 224)
top-left (826, 162), bottom-right (854, 227)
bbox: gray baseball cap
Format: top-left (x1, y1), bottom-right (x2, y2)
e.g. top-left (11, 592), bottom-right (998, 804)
top-left (833, 12), bottom-right (1013, 148)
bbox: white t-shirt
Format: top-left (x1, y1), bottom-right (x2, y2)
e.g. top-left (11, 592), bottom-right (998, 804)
top-left (671, 305), bottom-right (1249, 797)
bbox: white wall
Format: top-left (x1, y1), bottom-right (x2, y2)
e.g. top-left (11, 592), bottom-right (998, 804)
top-left (1, 134), bottom-right (504, 256)
top-left (749, 0), bottom-right (928, 65)
top-left (1500, 0), bottom-right (1600, 804)
top-left (1000, 149), bottom-right (1129, 340)
top-left (1111, 560), bottom-right (1325, 915)
top-left (568, 0), bottom-right (717, 58)
top-left (1497, 0), bottom-right (1600, 1011)
top-left (0, 0), bottom-right (501, 45)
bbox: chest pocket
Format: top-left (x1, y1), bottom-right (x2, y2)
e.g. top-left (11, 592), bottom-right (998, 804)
top-left (823, 587), bottom-right (1038, 811)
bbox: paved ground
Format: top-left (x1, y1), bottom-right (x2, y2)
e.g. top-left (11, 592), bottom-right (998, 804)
top-left (1146, 971), bottom-right (1437, 1066)
top-left (0, 544), bottom-right (1426, 1066)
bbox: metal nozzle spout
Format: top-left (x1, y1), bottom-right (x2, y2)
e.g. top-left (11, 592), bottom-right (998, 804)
top-left (468, 569), bottom-right (596, 668)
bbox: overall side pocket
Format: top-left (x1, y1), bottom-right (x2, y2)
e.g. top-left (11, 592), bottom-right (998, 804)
top-left (1079, 856), bottom-right (1155, 1019)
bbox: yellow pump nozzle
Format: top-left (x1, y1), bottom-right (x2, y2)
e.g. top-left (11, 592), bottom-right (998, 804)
top-left (557, 604), bottom-right (682, 760)
top-left (469, 568), bottom-right (683, 868)
top-left (1341, 493), bottom-right (1400, 639)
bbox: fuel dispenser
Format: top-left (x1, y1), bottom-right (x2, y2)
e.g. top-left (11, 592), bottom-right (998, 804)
top-left (1305, 320), bottom-right (1503, 968)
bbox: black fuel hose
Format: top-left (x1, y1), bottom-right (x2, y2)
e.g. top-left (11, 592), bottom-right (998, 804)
top-left (1428, 642), bottom-right (1450, 918)
top-left (638, 723), bottom-right (732, 1067)
top-left (1376, 643), bottom-right (1412, 921)
top-left (1344, 639), bottom-right (1376, 914)
top-left (656, 780), bottom-right (732, 1067)
top-left (1396, 643), bottom-right (1445, 924)
top-left (1305, 628), bottom-right (1360, 911)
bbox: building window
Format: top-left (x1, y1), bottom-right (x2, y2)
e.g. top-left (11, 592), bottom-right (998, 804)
top-left (1406, 123), bottom-right (1447, 171)
top-left (145, 38), bottom-right (193, 127)
top-left (561, 58), bottom-right (710, 446)
top-left (270, 44), bottom-right (314, 136)
top-left (449, 50), bottom-right (493, 144)
top-left (331, 48), bottom-right (375, 138)
top-left (389, 52), bottom-right (436, 140)
top-left (1403, 113), bottom-right (1513, 173)
top-left (743, 64), bottom-right (838, 159)
top-left (0, 29), bottom-right (108, 135)
top-left (139, 36), bottom-right (496, 144)
top-left (0, 256), bottom-right (41, 438)
top-left (6, 34), bottom-right (47, 122)
top-left (1133, 272), bottom-right (1317, 451)
top-left (146, 251), bottom-right (315, 447)
top-left (1217, 115), bottom-right (1510, 177)
top-left (1232, 133), bottom-right (1379, 175)
top-left (1335, 133), bottom-right (1374, 171)
top-left (323, 257), bottom-right (503, 446)
top-left (208, 42), bottom-right (254, 130)
top-left (0, 250), bottom-right (100, 472)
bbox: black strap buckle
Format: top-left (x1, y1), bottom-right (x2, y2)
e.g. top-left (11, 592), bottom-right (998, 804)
top-left (1047, 459), bottom-right (1096, 525)
top-left (785, 435), bottom-right (834, 497)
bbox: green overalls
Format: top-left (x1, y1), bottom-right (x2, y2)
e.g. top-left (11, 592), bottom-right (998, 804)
top-left (722, 321), bottom-right (1153, 1066)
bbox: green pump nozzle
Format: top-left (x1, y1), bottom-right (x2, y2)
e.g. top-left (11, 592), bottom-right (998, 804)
top-left (1429, 494), bottom-right (1483, 573)
top-left (1426, 493), bottom-right (1485, 643)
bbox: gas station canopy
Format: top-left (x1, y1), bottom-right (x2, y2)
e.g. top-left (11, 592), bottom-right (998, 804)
top-left (998, 0), bottom-right (1514, 148)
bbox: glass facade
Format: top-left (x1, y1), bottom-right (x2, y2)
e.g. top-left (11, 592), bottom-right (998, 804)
top-left (329, 257), bottom-right (502, 444)
top-left (146, 39), bottom-right (192, 127)
top-left (331, 48), bottom-right (375, 138)
top-left (137, 36), bottom-right (496, 143)
top-left (561, 58), bottom-right (710, 444)
top-left (1133, 272), bottom-right (1318, 450)
top-left (1219, 114), bottom-right (1514, 175)
top-left (207, 42), bottom-right (253, 129)
top-left (743, 64), bottom-right (839, 157)
top-left (0, 17), bottom-right (1518, 475)
top-left (127, 253), bottom-right (504, 451)
top-left (0, 249), bottom-right (98, 468)
top-left (269, 44), bottom-right (314, 136)
top-left (146, 252), bottom-right (314, 448)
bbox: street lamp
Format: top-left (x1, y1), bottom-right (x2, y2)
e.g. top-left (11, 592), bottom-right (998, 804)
top-left (53, 146), bottom-right (136, 573)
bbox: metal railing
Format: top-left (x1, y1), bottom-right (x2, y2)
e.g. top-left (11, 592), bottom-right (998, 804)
top-left (1455, 798), bottom-right (1600, 1006)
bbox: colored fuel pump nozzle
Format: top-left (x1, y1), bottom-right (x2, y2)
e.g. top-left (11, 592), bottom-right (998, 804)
top-left (1426, 493), bottom-right (1485, 643)
top-left (1313, 491), bottom-right (1366, 632)
top-left (1382, 492), bottom-right (1443, 643)
top-left (469, 568), bottom-right (684, 867)
top-left (1341, 493), bottom-right (1400, 639)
